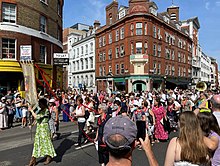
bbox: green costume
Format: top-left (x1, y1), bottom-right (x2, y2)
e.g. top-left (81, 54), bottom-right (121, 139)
top-left (32, 108), bottom-right (56, 158)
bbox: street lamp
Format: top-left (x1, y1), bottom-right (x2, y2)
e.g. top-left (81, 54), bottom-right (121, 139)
top-left (164, 76), bottom-right (167, 90)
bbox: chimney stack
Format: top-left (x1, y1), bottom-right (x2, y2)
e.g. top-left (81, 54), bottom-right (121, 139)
top-left (93, 20), bottom-right (100, 30)
top-left (106, 0), bottom-right (118, 26)
top-left (167, 6), bottom-right (179, 22)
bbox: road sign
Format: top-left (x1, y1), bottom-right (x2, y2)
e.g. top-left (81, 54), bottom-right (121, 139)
top-left (53, 53), bottom-right (69, 65)
top-left (20, 45), bottom-right (32, 61)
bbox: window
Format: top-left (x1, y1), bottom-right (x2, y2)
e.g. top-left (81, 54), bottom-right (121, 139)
top-left (2, 38), bottom-right (16, 59)
top-left (85, 44), bottom-right (88, 55)
top-left (103, 36), bottom-right (106, 46)
top-left (144, 23), bottom-right (147, 35)
top-left (157, 45), bottom-right (161, 57)
top-left (131, 43), bottom-right (134, 54)
top-left (99, 66), bottom-right (103, 76)
top-left (116, 47), bottom-right (119, 58)
top-left (39, 45), bottom-right (46, 63)
top-left (165, 65), bottom-right (168, 75)
top-left (136, 23), bottom-right (142, 35)
top-left (73, 62), bottom-right (75, 71)
top-left (157, 63), bottom-right (161, 74)
top-left (40, 15), bottom-right (47, 32)
top-left (130, 24), bottom-right (134, 36)
top-left (90, 75), bottom-right (94, 86)
top-left (85, 58), bottom-right (88, 69)
top-left (116, 64), bottom-right (119, 75)
top-left (99, 38), bottom-right (102, 47)
top-left (172, 66), bottom-right (175, 76)
top-left (178, 52), bottom-right (181, 62)
top-left (116, 30), bottom-right (119, 41)
top-left (153, 62), bottom-right (157, 74)
top-left (153, 44), bottom-right (157, 56)
top-left (153, 26), bottom-right (157, 38)
top-left (77, 61), bottom-right (79, 71)
top-left (2, 3), bottom-right (16, 23)
top-left (108, 49), bottom-right (112, 60)
top-left (90, 57), bottom-right (93, 69)
top-left (109, 33), bottom-right (112, 44)
top-left (109, 16), bottom-right (112, 25)
top-left (90, 42), bottom-right (93, 53)
top-left (171, 50), bottom-right (175, 60)
top-left (103, 66), bottom-right (106, 76)
top-left (85, 75), bottom-right (88, 86)
top-left (120, 27), bottom-right (124, 39)
top-left (109, 65), bottom-right (112, 73)
top-left (99, 53), bottom-right (103, 62)
top-left (157, 28), bottom-right (161, 39)
top-left (120, 45), bottom-right (124, 57)
top-left (81, 59), bottom-right (84, 70)
top-left (136, 42), bottom-right (142, 54)
top-left (81, 46), bottom-right (83, 55)
top-left (77, 48), bottom-right (79, 57)
top-left (103, 52), bottom-right (106, 61)
top-left (121, 64), bottom-right (124, 74)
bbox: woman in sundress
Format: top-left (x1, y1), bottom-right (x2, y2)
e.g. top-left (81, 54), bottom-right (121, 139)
top-left (27, 98), bottom-right (56, 166)
top-left (152, 97), bottom-right (168, 142)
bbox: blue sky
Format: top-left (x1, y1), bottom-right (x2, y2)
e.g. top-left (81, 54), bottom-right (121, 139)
top-left (64, 0), bottom-right (220, 65)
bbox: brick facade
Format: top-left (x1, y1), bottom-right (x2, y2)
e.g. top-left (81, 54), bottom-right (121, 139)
top-left (96, 0), bottom-right (192, 93)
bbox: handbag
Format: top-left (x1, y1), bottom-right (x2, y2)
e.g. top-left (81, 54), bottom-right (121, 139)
top-left (160, 116), bottom-right (170, 132)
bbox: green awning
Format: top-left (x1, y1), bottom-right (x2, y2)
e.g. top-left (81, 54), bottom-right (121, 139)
top-left (114, 78), bottom-right (125, 82)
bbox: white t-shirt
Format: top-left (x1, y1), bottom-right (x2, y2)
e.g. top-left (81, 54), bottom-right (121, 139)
top-left (76, 106), bottom-right (86, 123)
top-left (213, 111), bottom-right (220, 127)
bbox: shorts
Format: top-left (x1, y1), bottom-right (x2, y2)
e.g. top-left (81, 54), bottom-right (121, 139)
top-left (22, 108), bottom-right (28, 118)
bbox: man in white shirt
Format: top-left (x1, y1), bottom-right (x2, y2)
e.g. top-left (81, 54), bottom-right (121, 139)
top-left (210, 95), bottom-right (220, 127)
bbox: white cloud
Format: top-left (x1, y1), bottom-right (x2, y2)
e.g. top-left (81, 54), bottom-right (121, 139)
top-left (205, 2), bottom-right (210, 10)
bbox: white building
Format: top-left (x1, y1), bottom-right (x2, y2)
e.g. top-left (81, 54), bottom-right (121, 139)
top-left (67, 27), bottom-right (96, 92)
top-left (200, 52), bottom-right (211, 83)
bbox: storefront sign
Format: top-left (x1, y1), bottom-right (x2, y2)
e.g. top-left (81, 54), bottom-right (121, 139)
top-left (53, 53), bottom-right (69, 65)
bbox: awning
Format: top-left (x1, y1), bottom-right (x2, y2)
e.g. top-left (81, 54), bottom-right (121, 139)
top-left (0, 60), bottom-right (22, 72)
top-left (114, 78), bottom-right (125, 83)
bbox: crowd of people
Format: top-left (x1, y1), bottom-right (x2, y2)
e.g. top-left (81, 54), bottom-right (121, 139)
top-left (1, 87), bottom-right (220, 166)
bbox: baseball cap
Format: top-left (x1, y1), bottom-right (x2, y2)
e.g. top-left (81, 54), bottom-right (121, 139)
top-left (103, 116), bottom-right (137, 149)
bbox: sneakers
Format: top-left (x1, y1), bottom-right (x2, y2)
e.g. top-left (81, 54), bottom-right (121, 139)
top-left (74, 143), bottom-right (80, 146)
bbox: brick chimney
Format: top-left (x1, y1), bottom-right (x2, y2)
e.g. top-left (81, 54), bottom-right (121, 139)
top-left (167, 6), bottom-right (179, 22)
top-left (106, 0), bottom-right (118, 26)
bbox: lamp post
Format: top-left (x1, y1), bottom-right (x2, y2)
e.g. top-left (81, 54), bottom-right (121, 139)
top-left (164, 76), bottom-right (167, 90)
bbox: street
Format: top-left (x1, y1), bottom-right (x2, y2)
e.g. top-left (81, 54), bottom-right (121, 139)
top-left (0, 121), bottom-right (174, 166)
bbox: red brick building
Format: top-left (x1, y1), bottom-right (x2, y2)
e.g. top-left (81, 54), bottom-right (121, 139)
top-left (0, 0), bottom-right (63, 93)
top-left (96, 0), bottom-right (192, 93)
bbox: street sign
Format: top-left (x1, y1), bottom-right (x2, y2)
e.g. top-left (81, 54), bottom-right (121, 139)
top-left (53, 53), bottom-right (69, 65)
top-left (54, 53), bottom-right (69, 58)
top-left (53, 58), bottom-right (69, 65)
top-left (20, 45), bottom-right (32, 61)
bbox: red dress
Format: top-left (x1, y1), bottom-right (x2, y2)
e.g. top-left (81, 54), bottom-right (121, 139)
top-left (152, 106), bottom-right (168, 140)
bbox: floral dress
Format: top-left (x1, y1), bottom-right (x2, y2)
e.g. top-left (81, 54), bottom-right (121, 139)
top-left (32, 109), bottom-right (56, 158)
top-left (152, 106), bottom-right (168, 140)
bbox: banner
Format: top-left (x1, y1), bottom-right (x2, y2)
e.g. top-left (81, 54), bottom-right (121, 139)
top-left (20, 62), bottom-right (38, 106)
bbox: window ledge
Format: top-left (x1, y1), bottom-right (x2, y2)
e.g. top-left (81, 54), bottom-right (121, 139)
top-left (1, 22), bottom-right (18, 27)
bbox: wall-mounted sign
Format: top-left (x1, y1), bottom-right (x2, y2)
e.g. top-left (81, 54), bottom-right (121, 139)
top-left (20, 45), bottom-right (32, 61)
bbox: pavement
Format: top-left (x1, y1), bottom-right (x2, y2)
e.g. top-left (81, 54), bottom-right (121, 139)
top-left (0, 120), bottom-right (176, 166)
